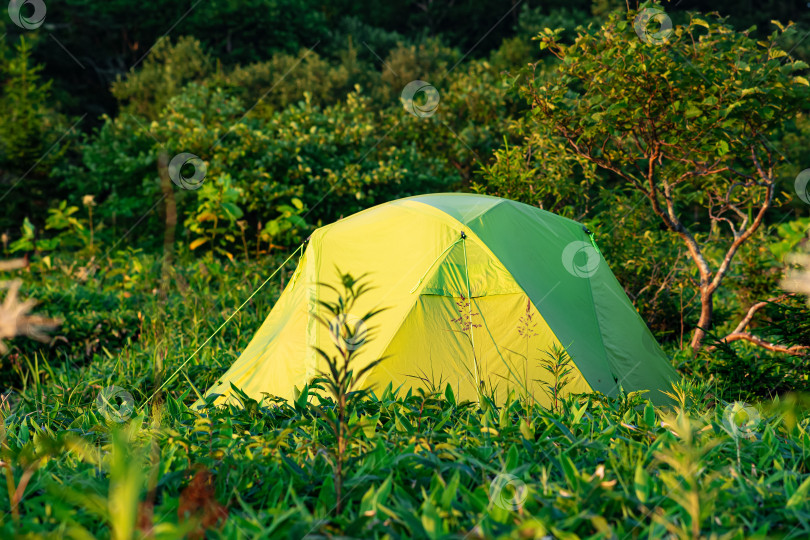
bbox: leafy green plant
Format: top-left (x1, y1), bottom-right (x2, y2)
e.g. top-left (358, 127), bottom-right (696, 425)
top-left (9, 199), bottom-right (97, 256)
top-left (44, 200), bottom-right (94, 252)
top-left (539, 344), bottom-right (574, 412)
top-left (653, 412), bottom-right (723, 540)
top-left (256, 198), bottom-right (308, 257)
top-left (186, 174), bottom-right (244, 260)
top-left (311, 271), bottom-right (384, 513)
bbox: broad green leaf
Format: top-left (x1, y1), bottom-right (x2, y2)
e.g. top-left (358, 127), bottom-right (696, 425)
top-left (685, 105), bottom-right (702, 118)
top-left (787, 476), bottom-right (810, 508)
top-left (221, 202), bottom-right (243, 220)
top-left (634, 462), bottom-right (650, 503)
top-left (505, 444), bottom-right (519, 471)
top-left (440, 472), bottom-right (460, 510)
top-left (692, 18), bottom-right (710, 29)
top-left (444, 384), bottom-right (456, 405)
top-left (421, 498), bottom-right (442, 540)
top-left (520, 418), bottom-right (534, 440)
top-left (560, 454), bottom-right (579, 490)
top-left (644, 402), bottom-right (656, 428)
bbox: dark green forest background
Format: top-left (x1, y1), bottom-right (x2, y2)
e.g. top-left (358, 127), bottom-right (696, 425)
top-left (2, 0), bottom-right (810, 398)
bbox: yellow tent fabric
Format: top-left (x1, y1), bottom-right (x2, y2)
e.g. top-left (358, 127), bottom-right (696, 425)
top-left (200, 194), bottom-right (678, 407)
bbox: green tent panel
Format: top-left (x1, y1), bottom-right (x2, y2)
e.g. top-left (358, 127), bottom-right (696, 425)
top-left (201, 193), bottom-right (679, 407)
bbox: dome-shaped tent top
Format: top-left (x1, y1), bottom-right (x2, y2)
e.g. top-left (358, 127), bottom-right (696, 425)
top-left (201, 193), bottom-right (678, 407)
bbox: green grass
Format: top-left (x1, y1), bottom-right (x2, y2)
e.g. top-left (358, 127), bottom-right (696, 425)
top-left (2, 252), bottom-right (810, 538)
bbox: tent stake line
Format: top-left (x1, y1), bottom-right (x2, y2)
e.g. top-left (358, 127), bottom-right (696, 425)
top-left (139, 241), bottom-right (307, 411)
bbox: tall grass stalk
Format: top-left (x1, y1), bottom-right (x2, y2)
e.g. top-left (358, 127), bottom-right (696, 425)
top-left (312, 271), bottom-right (384, 513)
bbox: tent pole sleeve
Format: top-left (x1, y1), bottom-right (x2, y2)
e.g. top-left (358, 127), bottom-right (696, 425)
top-left (408, 238), bottom-right (462, 293)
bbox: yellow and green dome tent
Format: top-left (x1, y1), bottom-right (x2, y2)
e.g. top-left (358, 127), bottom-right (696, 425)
top-left (201, 193), bottom-right (678, 407)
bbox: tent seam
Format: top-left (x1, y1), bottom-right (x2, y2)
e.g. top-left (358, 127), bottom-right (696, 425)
top-left (582, 254), bottom-right (619, 393)
top-left (358, 230), bottom-right (466, 391)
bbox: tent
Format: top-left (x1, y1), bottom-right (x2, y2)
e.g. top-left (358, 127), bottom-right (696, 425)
top-left (201, 193), bottom-right (678, 407)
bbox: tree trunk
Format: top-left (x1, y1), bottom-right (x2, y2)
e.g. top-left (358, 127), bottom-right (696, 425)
top-left (691, 286), bottom-right (713, 350)
top-left (157, 152), bottom-right (177, 299)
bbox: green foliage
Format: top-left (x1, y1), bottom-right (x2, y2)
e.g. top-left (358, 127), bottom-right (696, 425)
top-left (519, 4), bottom-right (810, 348)
top-left (8, 218), bottom-right (39, 254)
top-left (515, 5), bottom-right (594, 44)
top-left (681, 334), bottom-right (810, 402)
top-left (2, 331), bottom-right (810, 537)
top-left (0, 38), bottom-right (53, 167)
top-left (185, 174), bottom-right (245, 259)
top-left (769, 218), bottom-right (810, 263)
top-left (378, 38), bottom-right (460, 100)
top-left (538, 344), bottom-right (574, 412)
top-left (111, 36), bottom-right (213, 120)
top-left (311, 271), bottom-right (384, 512)
top-left (111, 36), bottom-right (369, 121)
top-left (61, 80), bottom-right (460, 254)
top-left (0, 37), bottom-right (74, 232)
top-left (8, 201), bottom-right (94, 255)
top-left (51, 22), bottom-right (528, 257)
top-left (223, 45), bottom-right (371, 113)
top-left (43, 201), bottom-right (94, 252)
top-left (473, 132), bottom-right (598, 218)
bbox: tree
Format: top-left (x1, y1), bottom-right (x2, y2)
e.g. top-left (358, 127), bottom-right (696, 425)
top-left (0, 37), bottom-right (73, 232)
top-left (523, 2), bottom-right (810, 350)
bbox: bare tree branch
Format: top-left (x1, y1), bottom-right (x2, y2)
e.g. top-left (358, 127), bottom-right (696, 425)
top-left (0, 259), bottom-right (27, 272)
top-left (718, 332), bottom-right (808, 356)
